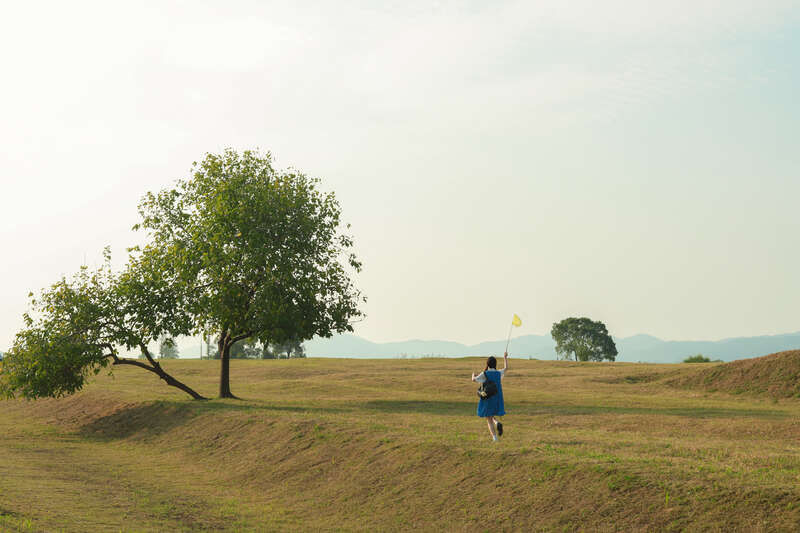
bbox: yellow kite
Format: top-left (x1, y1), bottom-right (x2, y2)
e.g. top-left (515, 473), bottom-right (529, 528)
top-left (505, 314), bottom-right (522, 352)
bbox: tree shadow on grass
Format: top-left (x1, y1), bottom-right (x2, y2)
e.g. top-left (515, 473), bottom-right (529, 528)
top-left (361, 400), bottom-right (788, 419)
top-left (79, 398), bottom-right (787, 441)
top-left (362, 400), bottom-right (474, 416)
top-left (185, 400), bottom-right (348, 416)
top-left (79, 400), bottom-right (349, 441)
top-left (79, 402), bottom-right (198, 441)
top-left (530, 403), bottom-right (789, 419)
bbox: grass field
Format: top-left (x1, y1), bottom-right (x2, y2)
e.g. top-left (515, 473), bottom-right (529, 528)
top-left (2, 356), bottom-right (800, 532)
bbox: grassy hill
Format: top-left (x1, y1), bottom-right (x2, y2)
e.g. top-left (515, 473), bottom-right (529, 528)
top-left (2, 358), bottom-right (800, 531)
top-left (669, 349), bottom-right (800, 398)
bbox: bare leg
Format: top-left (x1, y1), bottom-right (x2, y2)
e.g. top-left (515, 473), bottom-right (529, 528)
top-left (486, 417), bottom-right (497, 440)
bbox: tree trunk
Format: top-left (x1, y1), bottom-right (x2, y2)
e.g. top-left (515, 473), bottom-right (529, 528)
top-left (113, 351), bottom-right (207, 400)
top-left (156, 366), bottom-right (208, 400)
top-left (218, 332), bottom-right (236, 399)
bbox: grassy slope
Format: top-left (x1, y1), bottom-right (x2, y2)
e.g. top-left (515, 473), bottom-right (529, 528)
top-left (670, 350), bottom-right (800, 398)
top-left (2, 358), bottom-right (800, 532)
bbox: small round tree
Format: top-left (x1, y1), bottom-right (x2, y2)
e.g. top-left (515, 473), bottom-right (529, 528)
top-left (551, 317), bottom-right (618, 362)
top-left (158, 336), bottom-right (180, 359)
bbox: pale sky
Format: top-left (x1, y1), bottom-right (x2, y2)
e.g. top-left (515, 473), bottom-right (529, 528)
top-left (2, 1), bottom-right (799, 351)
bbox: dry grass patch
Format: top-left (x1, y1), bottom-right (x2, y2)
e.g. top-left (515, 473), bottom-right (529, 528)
top-left (669, 350), bottom-right (800, 398)
top-left (2, 358), bottom-right (800, 531)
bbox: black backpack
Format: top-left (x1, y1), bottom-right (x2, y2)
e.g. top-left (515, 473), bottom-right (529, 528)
top-left (477, 372), bottom-right (498, 399)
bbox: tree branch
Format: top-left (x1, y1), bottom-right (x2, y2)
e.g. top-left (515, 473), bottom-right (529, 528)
top-left (111, 356), bottom-right (162, 373)
top-left (229, 331), bottom-right (253, 345)
top-left (139, 343), bottom-right (159, 366)
top-left (104, 346), bottom-right (208, 400)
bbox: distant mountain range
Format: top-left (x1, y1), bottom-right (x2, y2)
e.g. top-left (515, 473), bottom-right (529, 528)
top-left (304, 332), bottom-right (800, 363)
top-left (7, 333), bottom-right (794, 364)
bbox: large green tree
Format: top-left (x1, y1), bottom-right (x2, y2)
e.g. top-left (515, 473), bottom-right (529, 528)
top-left (551, 317), bottom-right (618, 362)
top-left (0, 251), bottom-right (205, 400)
top-left (135, 149), bottom-right (364, 398)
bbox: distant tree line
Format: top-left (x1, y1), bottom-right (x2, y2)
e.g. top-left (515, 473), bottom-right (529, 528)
top-left (133, 334), bottom-right (307, 360)
top-left (204, 337), bottom-right (305, 359)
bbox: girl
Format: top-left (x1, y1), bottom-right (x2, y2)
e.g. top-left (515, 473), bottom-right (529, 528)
top-left (471, 351), bottom-right (508, 442)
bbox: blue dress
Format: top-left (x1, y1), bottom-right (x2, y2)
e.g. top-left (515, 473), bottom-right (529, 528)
top-left (477, 369), bottom-right (505, 417)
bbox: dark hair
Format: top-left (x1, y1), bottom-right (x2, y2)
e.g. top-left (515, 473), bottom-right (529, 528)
top-left (484, 356), bottom-right (497, 372)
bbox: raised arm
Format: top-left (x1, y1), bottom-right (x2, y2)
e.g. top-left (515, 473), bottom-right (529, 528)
top-left (472, 369), bottom-right (487, 382)
top-left (502, 351), bottom-right (509, 371)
